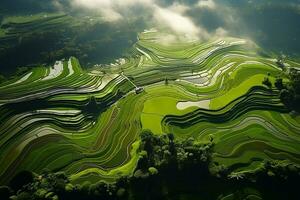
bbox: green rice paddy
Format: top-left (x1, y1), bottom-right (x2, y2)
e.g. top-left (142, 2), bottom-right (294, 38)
top-left (1, 30), bottom-right (300, 184)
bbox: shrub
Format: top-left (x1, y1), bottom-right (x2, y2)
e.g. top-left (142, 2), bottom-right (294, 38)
top-left (262, 77), bottom-right (272, 88)
top-left (0, 186), bottom-right (12, 200)
top-left (10, 171), bottom-right (34, 192)
top-left (148, 167), bottom-right (158, 175)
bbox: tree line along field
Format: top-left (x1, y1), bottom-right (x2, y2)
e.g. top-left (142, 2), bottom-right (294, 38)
top-left (0, 30), bottom-right (300, 187)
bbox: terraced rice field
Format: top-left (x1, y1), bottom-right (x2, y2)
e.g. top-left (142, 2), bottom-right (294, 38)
top-left (1, 30), bottom-right (300, 184)
top-left (0, 13), bottom-right (74, 48)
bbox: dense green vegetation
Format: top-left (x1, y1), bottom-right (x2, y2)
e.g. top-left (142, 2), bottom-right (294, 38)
top-left (1, 132), bottom-right (299, 200)
top-left (0, 29), bottom-right (300, 199)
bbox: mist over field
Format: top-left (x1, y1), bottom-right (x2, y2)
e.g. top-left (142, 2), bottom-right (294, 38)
top-left (1, 1), bottom-right (300, 200)
top-left (0, 0), bottom-right (300, 74)
top-left (69, 0), bottom-right (300, 53)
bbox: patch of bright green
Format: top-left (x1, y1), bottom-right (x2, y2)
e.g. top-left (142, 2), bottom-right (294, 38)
top-left (141, 84), bottom-right (197, 134)
top-left (70, 140), bottom-right (140, 183)
top-left (210, 74), bottom-right (266, 109)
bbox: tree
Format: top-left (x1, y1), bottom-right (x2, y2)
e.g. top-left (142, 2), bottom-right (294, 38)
top-left (80, 181), bottom-right (91, 193)
top-left (165, 77), bottom-right (168, 86)
top-left (133, 169), bottom-right (149, 179)
top-left (209, 164), bottom-right (228, 178)
top-left (116, 188), bottom-right (127, 199)
top-left (262, 77), bottom-right (272, 88)
top-left (280, 89), bottom-right (294, 109)
top-left (167, 133), bottom-right (174, 142)
top-left (88, 181), bottom-right (117, 199)
top-left (276, 69), bottom-right (300, 111)
top-left (140, 130), bottom-right (155, 155)
top-left (15, 191), bottom-right (32, 200)
top-left (148, 167), bottom-right (158, 175)
top-left (10, 170), bottom-right (34, 192)
top-left (289, 69), bottom-right (300, 94)
top-left (0, 186), bottom-right (11, 200)
top-left (84, 96), bottom-right (99, 114)
top-left (276, 54), bottom-right (285, 68)
top-left (275, 77), bottom-right (284, 90)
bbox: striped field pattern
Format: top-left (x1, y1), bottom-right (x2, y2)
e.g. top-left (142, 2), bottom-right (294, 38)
top-left (1, 30), bottom-right (300, 184)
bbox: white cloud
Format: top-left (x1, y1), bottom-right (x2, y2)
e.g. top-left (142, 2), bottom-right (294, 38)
top-left (72, 0), bottom-right (153, 9)
top-left (72, 0), bottom-right (117, 21)
top-left (215, 27), bottom-right (228, 37)
top-left (101, 8), bottom-right (123, 22)
top-left (52, 0), bottom-right (64, 10)
top-left (70, 0), bottom-right (214, 40)
top-left (71, 0), bottom-right (155, 21)
top-left (197, 0), bottom-right (216, 9)
top-left (153, 6), bottom-right (209, 40)
top-left (117, 0), bottom-right (154, 7)
top-left (154, 33), bottom-right (178, 45)
top-left (168, 3), bottom-right (190, 14)
top-left (72, 0), bottom-right (112, 9)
